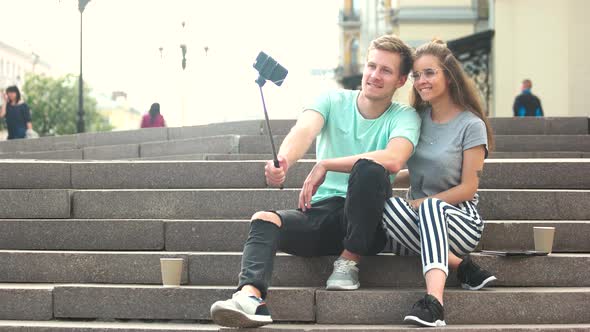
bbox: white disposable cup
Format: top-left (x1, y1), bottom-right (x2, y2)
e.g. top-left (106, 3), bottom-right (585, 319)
top-left (160, 258), bottom-right (184, 287)
top-left (533, 227), bottom-right (555, 254)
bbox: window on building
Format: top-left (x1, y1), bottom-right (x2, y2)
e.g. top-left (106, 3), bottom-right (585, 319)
top-left (352, 0), bottom-right (360, 15)
top-left (350, 38), bottom-right (359, 71)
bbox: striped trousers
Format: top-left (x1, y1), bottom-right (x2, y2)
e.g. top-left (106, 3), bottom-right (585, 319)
top-left (382, 196), bottom-right (484, 276)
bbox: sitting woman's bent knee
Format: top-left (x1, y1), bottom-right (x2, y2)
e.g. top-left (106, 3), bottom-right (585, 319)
top-left (251, 211), bottom-right (282, 227)
top-left (421, 197), bottom-right (442, 207)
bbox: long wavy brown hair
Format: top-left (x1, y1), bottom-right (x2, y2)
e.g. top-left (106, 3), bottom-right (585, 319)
top-left (410, 40), bottom-right (495, 151)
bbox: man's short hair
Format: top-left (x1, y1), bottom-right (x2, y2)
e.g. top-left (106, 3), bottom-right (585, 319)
top-left (368, 35), bottom-right (414, 76)
top-left (522, 79), bottom-right (532, 88)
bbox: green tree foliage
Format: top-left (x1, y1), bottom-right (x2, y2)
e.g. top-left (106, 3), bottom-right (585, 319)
top-left (20, 73), bottom-right (112, 136)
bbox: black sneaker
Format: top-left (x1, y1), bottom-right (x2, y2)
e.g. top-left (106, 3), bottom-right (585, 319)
top-left (457, 255), bottom-right (497, 290)
top-left (404, 294), bottom-right (446, 327)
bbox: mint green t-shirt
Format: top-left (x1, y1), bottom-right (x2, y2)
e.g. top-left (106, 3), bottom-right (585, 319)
top-left (308, 89), bottom-right (421, 203)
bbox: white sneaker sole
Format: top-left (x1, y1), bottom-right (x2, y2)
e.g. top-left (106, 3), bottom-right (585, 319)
top-left (461, 276), bottom-right (497, 290)
top-left (404, 315), bottom-right (446, 327)
top-left (210, 301), bottom-right (272, 328)
top-left (325, 282), bottom-right (360, 290)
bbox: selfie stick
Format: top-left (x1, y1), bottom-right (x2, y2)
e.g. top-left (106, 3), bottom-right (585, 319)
top-left (253, 51), bottom-right (288, 189)
top-left (255, 76), bottom-right (280, 170)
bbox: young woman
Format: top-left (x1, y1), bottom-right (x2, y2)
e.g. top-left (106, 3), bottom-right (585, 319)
top-left (382, 40), bottom-right (496, 327)
top-left (140, 102), bottom-right (166, 128)
top-left (0, 86), bottom-right (33, 139)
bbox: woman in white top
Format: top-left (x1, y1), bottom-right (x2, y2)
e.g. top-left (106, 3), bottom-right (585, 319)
top-left (382, 40), bottom-right (496, 327)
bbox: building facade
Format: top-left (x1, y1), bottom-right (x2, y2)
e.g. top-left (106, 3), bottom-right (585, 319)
top-left (0, 41), bottom-right (51, 90)
top-left (95, 91), bottom-right (142, 131)
top-left (337, 0), bottom-right (588, 117)
top-left (337, 0), bottom-right (487, 90)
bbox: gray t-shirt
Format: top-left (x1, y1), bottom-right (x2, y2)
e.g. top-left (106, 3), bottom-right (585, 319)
top-left (407, 108), bottom-right (488, 200)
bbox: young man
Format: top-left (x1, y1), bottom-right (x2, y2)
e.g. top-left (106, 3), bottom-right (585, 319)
top-left (210, 34), bottom-right (421, 328)
top-left (513, 79), bottom-right (544, 117)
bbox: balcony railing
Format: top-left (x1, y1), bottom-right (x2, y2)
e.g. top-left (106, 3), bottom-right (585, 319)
top-left (339, 10), bottom-right (361, 27)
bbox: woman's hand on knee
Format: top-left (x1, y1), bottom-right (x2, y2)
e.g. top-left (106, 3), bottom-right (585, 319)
top-left (409, 198), bottom-right (426, 210)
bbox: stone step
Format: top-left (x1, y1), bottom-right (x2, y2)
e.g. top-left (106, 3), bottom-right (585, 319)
top-left (0, 136), bottom-right (78, 154)
top-left (139, 136), bottom-right (239, 158)
top-left (0, 251), bottom-right (191, 284)
top-left (0, 128), bottom-right (168, 154)
top-left (197, 117), bottom-right (590, 137)
top-left (53, 285), bottom-right (314, 322)
top-left (315, 287), bottom-right (590, 325)
top-left (0, 321), bottom-right (218, 332)
top-left (1, 284), bottom-right (590, 326)
top-left (494, 135), bottom-right (590, 152)
top-left (3, 149), bottom-right (589, 161)
top-left (200, 152), bottom-right (590, 160)
top-left (490, 117), bottom-right (589, 135)
top-left (0, 251), bottom-right (586, 287)
top-left (481, 220), bottom-right (590, 252)
top-left (70, 159), bottom-right (590, 190)
top-left (0, 284), bottom-right (53, 320)
top-left (1, 219), bottom-right (586, 252)
top-left (83, 144), bottom-right (140, 160)
top-left (188, 252), bottom-right (590, 288)
top-left (219, 324), bottom-right (590, 332)
top-left (166, 220), bottom-right (590, 253)
top-left (70, 189), bottom-right (590, 220)
top-left (0, 149), bottom-right (83, 160)
top-left (0, 219), bottom-right (164, 250)
top-left (134, 153), bottom-right (209, 160)
top-left (1, 322), bottom-right (588, 332)
top-left (49, 285), bottom-right (590, 324)
top-left (0, 190), bottom-right (70, 219)
top-left (238, 135), bottom-right (589, 154)
top-left (3, 132), bottom-right (588, 161)
top-left (137, 135), bottom-right (590, 157)
top-left (203, 153), bottom-right (315, 161)
top-left (489, 151), bottom-right (590, 158)
top-left (0, 162), bottom-right (71, 189)
top-left (0, 118), bottom-right (587, 155)
top-left (0, 121), bottom-right (266, 156)
top-left (1, 160), bottom-right (588, 190)
top-left (176, 118), bottom-right (590, 137)
top-left (0, 121), bottom-right (280, 157)
top-left (167, 120), bottom-right (271, 140)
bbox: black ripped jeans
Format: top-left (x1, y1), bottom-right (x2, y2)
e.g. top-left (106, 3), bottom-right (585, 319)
top-left (238, 159), bottom-right (392, 298)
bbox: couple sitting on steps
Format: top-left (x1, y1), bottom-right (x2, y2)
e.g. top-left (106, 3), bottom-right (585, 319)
top-left (210, 34), bottom-right (497, 328)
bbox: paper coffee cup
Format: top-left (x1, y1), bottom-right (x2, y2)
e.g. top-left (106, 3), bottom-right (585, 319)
top-left (160, 258), bottom-right (184, 287)
top-left (533, 227), bottom-right (555, 254)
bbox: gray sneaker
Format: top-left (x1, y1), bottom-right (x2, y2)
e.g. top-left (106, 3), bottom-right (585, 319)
top-left (210, 291), bottom-right (273, 328)
top-left (326, 257), bottom-right (360, 290)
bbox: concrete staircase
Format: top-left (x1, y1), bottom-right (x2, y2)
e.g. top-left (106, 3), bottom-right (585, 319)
top-left (0, 117), bottom-right (588, 161)
top-left (0, 117), bottom-right (588, 331)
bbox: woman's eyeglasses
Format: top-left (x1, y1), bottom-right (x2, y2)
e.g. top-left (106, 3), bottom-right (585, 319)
top-left (410, 68), bottom-right (442, 81)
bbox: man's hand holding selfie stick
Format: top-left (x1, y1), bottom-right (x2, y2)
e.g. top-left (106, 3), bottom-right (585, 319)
top-left (265, 155), bottom-right (289, 188)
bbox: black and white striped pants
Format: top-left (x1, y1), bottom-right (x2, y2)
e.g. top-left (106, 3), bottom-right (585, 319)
top-left (382, 196), bottom-right (484, 276)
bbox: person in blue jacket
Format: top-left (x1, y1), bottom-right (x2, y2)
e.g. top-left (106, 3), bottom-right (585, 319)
top-left (513, 79), bottom-right (543, 117)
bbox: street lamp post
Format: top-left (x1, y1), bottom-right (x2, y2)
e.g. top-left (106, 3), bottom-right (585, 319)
top-left (77, 0), bottom-right (90, 133)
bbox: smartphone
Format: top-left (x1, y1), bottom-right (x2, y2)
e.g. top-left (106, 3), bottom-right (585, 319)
top-left (253, 51), bottom-right (288, 86)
